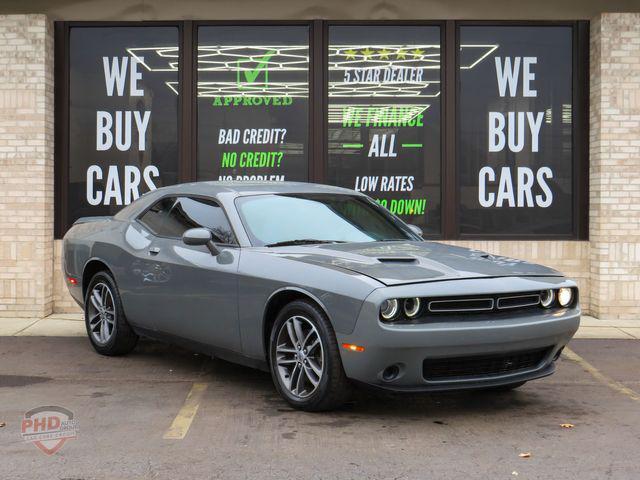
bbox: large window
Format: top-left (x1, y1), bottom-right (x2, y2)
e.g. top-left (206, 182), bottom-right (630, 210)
top-left (65, 26), bottom-right (180, 227)
top-left (458, 25), bottom-right (574, 236)
top-left (196, 26), bottom-right (309, 182)
top-left (56, 21), bottom-right (588, 240)
top-left (326, 25), bottom-right (442, 235)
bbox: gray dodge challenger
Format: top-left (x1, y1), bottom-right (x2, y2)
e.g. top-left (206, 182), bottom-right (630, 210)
top-left (63, 181), bottom-right (580, 411)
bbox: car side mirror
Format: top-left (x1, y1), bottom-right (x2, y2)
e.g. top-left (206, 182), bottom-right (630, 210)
top-left (407, 224), bottom-right (423, 238)
top-left (182, 228), bottom-right (220, 256)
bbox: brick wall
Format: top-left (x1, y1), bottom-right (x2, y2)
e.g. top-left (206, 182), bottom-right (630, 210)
top-left (590, 13), bottom-right (640, 319)
top-left (0, 15), bottom-right (54, 318)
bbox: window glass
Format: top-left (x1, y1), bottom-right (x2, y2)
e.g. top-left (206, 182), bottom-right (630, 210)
top-left (236, 194), bottom-right (413, 246)
top-left (458, 26), bottom-right (573, 235)
top-left (138, 196), bottom-right (175, 234)
top-left (326, 26), bottom-right (442, 235)
top-left (196, 26), bottom-right (309, 182)
top-left (140, 197), bottom-right (236, 244)
top-left (68, 26), bottom-right (180, 227)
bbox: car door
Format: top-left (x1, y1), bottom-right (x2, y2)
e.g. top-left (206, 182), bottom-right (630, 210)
top-left (132, 195), bottom-right (242, 352)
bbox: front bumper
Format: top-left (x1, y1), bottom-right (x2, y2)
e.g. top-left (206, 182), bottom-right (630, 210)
top-left (336, 276), bottom-right (580, 392)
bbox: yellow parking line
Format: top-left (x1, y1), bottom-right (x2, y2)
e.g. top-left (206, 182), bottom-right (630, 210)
top-left (562, 347), bottom-right (640, 402)
top-left (163, 382), bottom-right (209, 439)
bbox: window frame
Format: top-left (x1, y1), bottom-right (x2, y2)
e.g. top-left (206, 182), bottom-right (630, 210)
top-left (54, 19), bottom-right (589, 241)
top-left (135, 193), bottom-right (239, 246)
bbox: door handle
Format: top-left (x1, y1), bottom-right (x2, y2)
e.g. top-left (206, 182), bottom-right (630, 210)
top-left (149, 247), bottom-right (160, 256)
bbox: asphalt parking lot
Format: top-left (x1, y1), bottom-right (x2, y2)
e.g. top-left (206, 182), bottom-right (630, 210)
top-left (1, 336), bottom-right (639, 480)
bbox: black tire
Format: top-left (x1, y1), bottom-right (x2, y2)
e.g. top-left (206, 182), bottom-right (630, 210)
top-left (269, 300), bottom-right (352, 411)
top-left (483, 381), bottom-right (527, 392)
top-left (84, 271), bottom-right (138, 356)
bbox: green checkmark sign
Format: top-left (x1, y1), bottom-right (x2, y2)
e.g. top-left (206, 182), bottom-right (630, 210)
top-left (237, 50), bottom-right (276, 88)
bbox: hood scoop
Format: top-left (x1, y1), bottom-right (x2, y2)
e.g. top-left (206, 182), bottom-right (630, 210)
top-left (376, 256), bottom-right (418, 263)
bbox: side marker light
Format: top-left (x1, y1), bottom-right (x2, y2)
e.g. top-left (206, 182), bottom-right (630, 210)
top-left (342, 343), bottom-right (365, 353)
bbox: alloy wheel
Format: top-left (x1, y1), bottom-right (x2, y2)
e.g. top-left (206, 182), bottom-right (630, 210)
top-left (275, 315), bottom-right (325, 399)
top-left (87, 282), bottom-right (116, 345)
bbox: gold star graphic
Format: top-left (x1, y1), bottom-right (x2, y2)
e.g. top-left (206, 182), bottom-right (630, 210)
top-left (361, 47), bottom-right (374, 59)
top-left (396, 49), bottom-right (407, 60)
top-left (411, 48), bottom-right (424, 58)
top-left (344, 49), bottom-right (357, 60)
top-left (378, 48), bottom-right (390, 60)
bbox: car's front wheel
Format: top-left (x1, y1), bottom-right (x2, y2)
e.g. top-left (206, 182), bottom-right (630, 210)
top-left (269, 300), bottom-right (351, 411)
top-left (84, 271), bottom-right (138, 356)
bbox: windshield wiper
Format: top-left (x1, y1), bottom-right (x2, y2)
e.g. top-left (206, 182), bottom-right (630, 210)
top-left (265, 239), bottom-right (346, 248)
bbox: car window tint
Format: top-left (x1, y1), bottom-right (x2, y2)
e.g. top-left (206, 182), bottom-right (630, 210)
top-left (139, 196), bottom-right (236, 244)
top-left (138, 197), bottom-right (176, 235)
top-left (170, 197), bottom-right (236, 244)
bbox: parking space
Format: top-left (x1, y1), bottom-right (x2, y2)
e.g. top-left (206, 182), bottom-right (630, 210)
top-left (1, 336), bottom-right (639, 479)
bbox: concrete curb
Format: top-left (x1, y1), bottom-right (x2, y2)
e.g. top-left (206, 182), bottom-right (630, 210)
top-left (0, 314), bottom-right (637, 339)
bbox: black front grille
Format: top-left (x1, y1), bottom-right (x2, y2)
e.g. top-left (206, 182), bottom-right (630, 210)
top-left (423, 347), bottom-right (552, 381)
top-left (425, 292), bottom-right (542, 315)
top-left (428, 298), bottom-right (494, 313)
top-left (496, 294), bottom-right (541, 310)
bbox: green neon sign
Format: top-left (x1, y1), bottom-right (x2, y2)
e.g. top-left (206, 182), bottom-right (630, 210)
top-left (236, 50), bottom-right (276, 89)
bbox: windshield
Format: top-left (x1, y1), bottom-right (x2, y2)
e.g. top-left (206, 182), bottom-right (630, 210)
top-left (235, 193), bottom-right (415, 247)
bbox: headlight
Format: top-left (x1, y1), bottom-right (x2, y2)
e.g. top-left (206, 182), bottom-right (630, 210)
top-left (557, 287), bottom-right (574, 307)
top-left (380, 299), bottom-right (399, 320)
top-left (540, 289), bottom-right (555, 308)
top-left (403, 298), bottom-right (421, 318)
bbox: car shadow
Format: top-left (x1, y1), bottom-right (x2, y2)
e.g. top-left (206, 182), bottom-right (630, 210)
top-left (132, 339), bottom-right (585, 422)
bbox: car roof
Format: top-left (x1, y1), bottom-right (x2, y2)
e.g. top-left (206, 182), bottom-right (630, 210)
top-left (114, 181), bottom-right (366, 222)
top-left (152, 181), bottom-right (361, 197)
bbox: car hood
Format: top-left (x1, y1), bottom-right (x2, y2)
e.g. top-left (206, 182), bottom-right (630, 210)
top-left (265, 241), bottom-right (563, 286)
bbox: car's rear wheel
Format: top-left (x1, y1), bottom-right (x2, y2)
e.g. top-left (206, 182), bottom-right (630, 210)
top-left (269, 300), bottom-right (351, 411)
top-left (84, 271), bottom-right (138, 356)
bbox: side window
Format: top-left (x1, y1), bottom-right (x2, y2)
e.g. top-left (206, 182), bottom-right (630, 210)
top-left (138, 197), bottom-right (176, 235)
top-left (139, 196), bottom-right (236, 245)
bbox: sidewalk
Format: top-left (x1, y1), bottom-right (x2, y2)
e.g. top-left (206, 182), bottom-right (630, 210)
top-left (577, 316), bottom-right (640, 339)
top-left (0, 313), bottom-right (86, 337)
top-left (0, 314), bottom-right (638, 339)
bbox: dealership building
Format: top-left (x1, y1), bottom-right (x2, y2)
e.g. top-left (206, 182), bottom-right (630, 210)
top-left (0, 1), bottom-right (639, 321)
